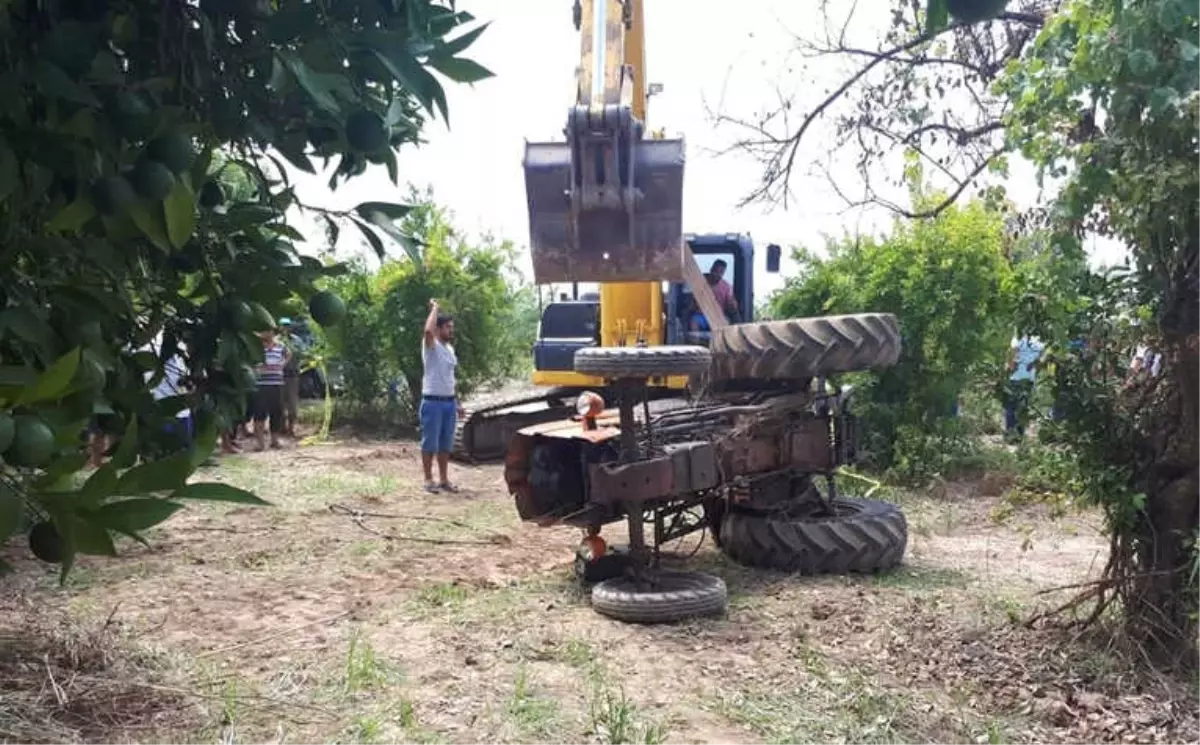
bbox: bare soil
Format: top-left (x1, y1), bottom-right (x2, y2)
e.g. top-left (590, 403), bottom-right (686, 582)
top-left (2, 435), bottom-right (1197, 744)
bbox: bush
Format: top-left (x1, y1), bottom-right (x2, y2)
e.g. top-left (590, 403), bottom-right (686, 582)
top-left (323, 189), bottom-right (538, 425)
top-left (770, 191), bottom-right (1015, 480)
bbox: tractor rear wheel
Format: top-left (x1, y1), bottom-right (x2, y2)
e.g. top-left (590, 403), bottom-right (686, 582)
top-left (591, 570), bottom-right (727, 623)
top-left (709, 313), bottom-right (901, 381)
top-left (574, 345), bottom-right (711, 379)
top-left (719, 497), bottom-right (907, 574)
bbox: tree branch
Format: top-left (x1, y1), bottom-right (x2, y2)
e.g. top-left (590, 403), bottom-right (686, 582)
top-left (712, 0), bottom-right (1053, 218)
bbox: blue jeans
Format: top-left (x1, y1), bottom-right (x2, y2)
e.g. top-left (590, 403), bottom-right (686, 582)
top-left (419, 397), bottom-right (457, 454)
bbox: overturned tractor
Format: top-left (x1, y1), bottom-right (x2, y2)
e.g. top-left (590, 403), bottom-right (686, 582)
top-left (504, 313), bottom-right (909, 623)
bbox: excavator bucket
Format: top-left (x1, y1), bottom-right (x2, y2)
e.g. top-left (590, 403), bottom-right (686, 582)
top-left (523, 106), bottom-right (686, 284)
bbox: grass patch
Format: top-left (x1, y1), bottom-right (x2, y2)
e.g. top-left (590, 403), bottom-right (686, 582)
top-left (343, 628), bottom-right (396, 693)
top-left (506, 666), bottom-right (561, 740)
top-left (870, 566), bottom-right (971, 590)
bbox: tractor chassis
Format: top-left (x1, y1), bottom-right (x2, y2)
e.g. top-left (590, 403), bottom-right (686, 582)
top-left (508, 375), bottom-right (861, 584)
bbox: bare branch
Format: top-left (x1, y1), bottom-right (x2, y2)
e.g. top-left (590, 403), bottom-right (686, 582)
top-left (711, 0), bottom-right (1055, 219)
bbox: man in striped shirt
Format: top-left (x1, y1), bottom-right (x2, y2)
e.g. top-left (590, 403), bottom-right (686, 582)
top-left (251, 327), bottom-right (290, 450)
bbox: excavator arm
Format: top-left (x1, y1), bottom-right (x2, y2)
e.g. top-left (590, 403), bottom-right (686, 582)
top-left (523, 0), bottom-right (686, 286)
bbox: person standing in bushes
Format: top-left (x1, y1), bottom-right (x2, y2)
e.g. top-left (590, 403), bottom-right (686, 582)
top-left (1003, 331), bottom-right (1044, 440)
top-left (421, 298), bottom-right (462, 493)
top-left (251, 327), bottom-right (290, 451)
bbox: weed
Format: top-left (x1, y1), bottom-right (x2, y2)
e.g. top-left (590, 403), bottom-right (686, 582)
top-left (558, 638), bottom-right (595, 668)
top-left (343, 629), bottom-right (392, 693)
top-left (351, 715), bottom-right (383, 744)
top-left (588, 676), bottom-right (667, 745)
top-left (415, 582), bottom-right (470, 609)
top-left (506, 666), bottom-right (559, 739)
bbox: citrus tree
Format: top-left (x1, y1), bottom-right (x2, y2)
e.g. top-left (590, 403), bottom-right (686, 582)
top-left (770, 184), bottom-right (1015, 479)
top-left (0, 1), bottom-right (491, 577)
top-left (997, 0), bottom-right (1198, 653)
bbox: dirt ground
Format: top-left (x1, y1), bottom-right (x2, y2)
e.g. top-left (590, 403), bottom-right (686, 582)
top-left (2, 434), bottom-right (1197, 744)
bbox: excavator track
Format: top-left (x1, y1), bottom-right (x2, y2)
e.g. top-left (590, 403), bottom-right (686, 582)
top-left (453, 388), bottom-right (582, 463)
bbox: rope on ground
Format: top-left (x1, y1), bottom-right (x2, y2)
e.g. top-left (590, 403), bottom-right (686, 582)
top-left (328, 503), bottom-right (510, 546)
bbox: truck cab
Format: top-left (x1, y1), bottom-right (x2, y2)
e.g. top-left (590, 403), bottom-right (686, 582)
top-left (532, 234), bottom-right (777, 375)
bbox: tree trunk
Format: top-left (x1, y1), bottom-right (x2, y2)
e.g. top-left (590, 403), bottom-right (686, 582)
top-left (1130, 333), bottom-right (1199, 660)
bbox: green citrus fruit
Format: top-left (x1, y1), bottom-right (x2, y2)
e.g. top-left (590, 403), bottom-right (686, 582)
top-left (308, 291), bottom-right (346, 327)
top-left (227, 301), bottom-right (254, 331)
top-left (130, 160), bottom-right (176, 201)
top-left (112, 91), bottom-right (154, 140)
top-left (29, 521), bottom-right (65, 564)
top-left (0, 412), bottom-right (14, 454)
top-left (249, 302), bottom-right (276, 331)
top-left (90, 175), bottom-right (137, 215)
top-left (345, 110), bottom-right (388, 154)
top-left (198, 179), bottom-right (224, 208)
top-left (947, 0), bottom-right (1008, 23)
top-left (146, 131), bottom-right (195, 174)
top-left (9, 417), bottom-right (56, 468)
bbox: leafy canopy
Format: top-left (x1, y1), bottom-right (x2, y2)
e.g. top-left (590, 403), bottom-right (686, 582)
top-left (771, 181), bottom-right (1015, 479)
top-left (0, 0), bottom-right (492, 577)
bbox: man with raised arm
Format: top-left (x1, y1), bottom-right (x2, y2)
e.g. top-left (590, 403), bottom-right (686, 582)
top-left (420, 299), bottom-right (462, 493)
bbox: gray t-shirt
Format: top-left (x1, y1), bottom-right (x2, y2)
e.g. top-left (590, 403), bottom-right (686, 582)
top-left (421, 340), bottom-right (458, 397)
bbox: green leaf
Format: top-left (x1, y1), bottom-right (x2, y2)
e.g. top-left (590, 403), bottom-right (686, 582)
top-left (0, 480), bottom-right (22, 541)
top-left (438, 22), bottom-right (489, 58)
top-left (323, 215), bottom-right (340, 247)
top-left (190, 413), bottom-right (219, 470)
top-left (113, 451), bottom-right (194, 495)
top-left (79, 462), bottom-right (120, 503)
top-left (1180, 39), bottom-right (1200, 63)
top-left (0, 140), bottom-right (17, 205)
top-left (129, 203), bottom-right (170, 250)
top-left (33, 452), bottom-right (89, 491)
top-left (33, 61), bottom-right (100, 106)
top-left (17, 347), bottom-right (81, 405)
top-left (363, 212), bottom-right (422, 265)
top-left (172, 482), bottom-right (270, 505)
top-left (925, 0), bottom-right (949, 33)
top-left (429, 56), bottom-right (493, 84)
top-left (0, 308), bottom-right (55, 358)
top-left (267, 223), bottom-right (306, 241)
top-left (47, 198), bottom-right (97, 234)
top-left (72, 517), bottom-right (117, 556)
top-left (277, 51), bottom-right (344, 114)
top-left (90, 498), bottom-right (184, 533)
top-left (354, 202), bottom-right (413, 221)
top-left (274, 139), bottom-right (316, 174)
top-left (370, 47), bottom-right (449, 124)
top-left (1127, 49), bottom-right (1157, 77)
top-left (352, 218), bottom-right (387, 260)
top-left (164, 178), bottom-right (197, 249)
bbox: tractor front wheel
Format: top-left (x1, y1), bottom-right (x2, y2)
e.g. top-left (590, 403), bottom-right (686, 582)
top-left (591, 570), bottom-right (727, 624)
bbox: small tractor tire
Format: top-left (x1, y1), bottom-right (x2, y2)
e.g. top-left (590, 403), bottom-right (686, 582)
top-left (709, 313), bottom-right (901, 381)
top-left (591, 570), bottom-right (727, 623)
top-left (720, 497), bottom-right (908, 574)
top-left (574, 345), bottom-right (711, 379)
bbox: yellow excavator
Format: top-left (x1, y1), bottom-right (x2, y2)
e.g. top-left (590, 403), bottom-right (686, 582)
top-left (455, 0), bottom-right (781, 461)
top-left (488, 0), bottom-right (906, 625)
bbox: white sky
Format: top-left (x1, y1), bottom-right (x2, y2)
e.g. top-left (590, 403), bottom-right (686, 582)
top-left (281, 0), bottom-right (1129, 299)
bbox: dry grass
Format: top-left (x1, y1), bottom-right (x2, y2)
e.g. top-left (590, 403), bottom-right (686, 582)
top-left (0, 427), bottom-right (1196, 744)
